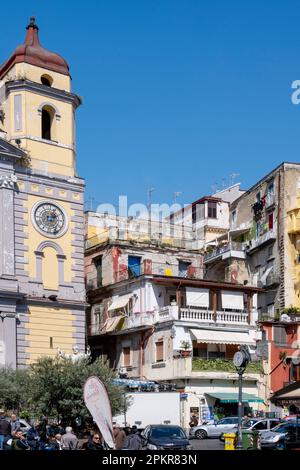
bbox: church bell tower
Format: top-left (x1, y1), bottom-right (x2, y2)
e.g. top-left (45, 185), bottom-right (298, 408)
top-left (0, 17), bottom-right (86, 367)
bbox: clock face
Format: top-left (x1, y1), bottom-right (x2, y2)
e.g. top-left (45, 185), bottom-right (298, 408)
top-left (233, 351), bottom-right (245, 368)
top-left (33, 202), bottom-right (67, 237)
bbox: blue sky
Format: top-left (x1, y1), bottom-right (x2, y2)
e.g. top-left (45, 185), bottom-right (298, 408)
top-left (1, 1), bottom-right (300, 209)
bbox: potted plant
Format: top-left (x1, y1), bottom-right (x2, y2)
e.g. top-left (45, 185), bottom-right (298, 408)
top-left (180, 340), bottom-right (192, 358)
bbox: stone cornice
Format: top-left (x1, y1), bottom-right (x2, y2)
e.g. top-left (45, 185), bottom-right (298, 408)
top-left (6, 79), bottom-right (82, 109)
top-left (15, 168), bottom-right (85, 192)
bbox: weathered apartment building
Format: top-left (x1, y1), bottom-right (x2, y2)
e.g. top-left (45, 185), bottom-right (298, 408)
top-left (169, 183), bottom-right (245, 250)
top-left (203, 162), bottom-right (300, 317)
top-left (85, 211), bottom-right (264, 427)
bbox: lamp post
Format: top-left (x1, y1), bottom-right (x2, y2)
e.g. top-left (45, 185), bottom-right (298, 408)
top-left (233, 345), bottom-right (251, 450)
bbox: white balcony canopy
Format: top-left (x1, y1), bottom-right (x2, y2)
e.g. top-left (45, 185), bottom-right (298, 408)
top-left (190, 328), bottom-right (253, 345)
top-left (186, 287), bottom-right (210, 308)
top-left (221, 290), bottom-right (244, 310)
top-left (108, 294), bottom-right (132, 312)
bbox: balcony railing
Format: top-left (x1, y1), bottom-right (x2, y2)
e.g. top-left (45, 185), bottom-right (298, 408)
top-left (114, 262), bottom-right (203, 283)
top-left (85, 223), bottom-right (197, 251)
top-left (192, 358), bottom-right (264, 373)
top-left (246, 230), bottom-right (276, 252)
top-left (180, 307), bottom-right (249, 324)
top-left (124, 313), bottom-right (155, 329)
top-left (258, 271), bottom-right (281, 288)
top-left (89, 303), bottom-right (255, 335)
top-left (204, 242), bottom-right (245, 263)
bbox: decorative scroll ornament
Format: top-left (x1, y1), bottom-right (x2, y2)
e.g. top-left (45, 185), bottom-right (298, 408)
top-left (0, 174), bottom-right (18, 188)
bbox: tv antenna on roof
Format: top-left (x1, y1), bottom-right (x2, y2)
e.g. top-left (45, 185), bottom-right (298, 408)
top-left (229, 173), bottom-right (240, 186)
top-left (147, 187), bottom-right (155, 212)
top-left (173, 192), bottom-right (182, 204)
top-left (211, 182), bottom-right (218, 194)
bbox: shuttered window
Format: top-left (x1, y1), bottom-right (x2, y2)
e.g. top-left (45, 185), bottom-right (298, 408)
top-left (273, 325), bottom-right (287, 345)
top-left (156, 341), bottom-right (164, 363)
top-left (123, 347), bottom-right (131, 367)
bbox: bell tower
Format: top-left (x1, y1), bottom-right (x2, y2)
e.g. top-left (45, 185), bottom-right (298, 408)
top-left (0, 18), bottom-right (86, 368)
top-left (0, 17), bottom-right (81, 177)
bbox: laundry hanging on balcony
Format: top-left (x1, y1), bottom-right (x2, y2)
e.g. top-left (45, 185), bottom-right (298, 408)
top-left (186, 287), bottom-right (210, 308)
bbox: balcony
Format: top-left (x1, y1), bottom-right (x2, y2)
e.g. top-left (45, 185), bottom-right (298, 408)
top-left (124, 313), bottom-right (155, 329)
top-left (180, 307), bottom-right (249, 325)
top-left (246, 230), bottom-right (276, 253)
top-left (85, 221), bottom-right (197, 251)
top-left (192, 358), bottom-right (263, 373)
top-left (204, 242), bottom-right (246, 264)
top-left (288, 207), bottom-right (300, 234)
top-left (158, 305), bottom-right (251, 325)
top-left (258, 271), bottom-right (281, 288)
top-left (114, 261), bottom-right (203, 283)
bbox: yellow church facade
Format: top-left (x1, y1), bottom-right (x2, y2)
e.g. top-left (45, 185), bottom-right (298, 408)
top-left (0, 17), bottom-right (86, 367)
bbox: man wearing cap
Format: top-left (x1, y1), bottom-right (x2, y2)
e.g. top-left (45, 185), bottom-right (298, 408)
top-left (0, 409), bottom-right (11, 450)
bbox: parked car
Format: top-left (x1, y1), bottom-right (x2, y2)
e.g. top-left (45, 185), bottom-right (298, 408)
top-left (282, 415), bottom-right (299, 421)
top-left (190, 417), bottom-right (239, 439)
top-left (219, 418), bottom-right (282, 442)
top-left (140, 425), bottom-right (192, 450)
top-left (260, 421), bottom-right (300, 450)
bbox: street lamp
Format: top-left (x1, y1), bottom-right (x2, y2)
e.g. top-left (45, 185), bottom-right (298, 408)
top-left (233, 345), bottom-right (251, 450)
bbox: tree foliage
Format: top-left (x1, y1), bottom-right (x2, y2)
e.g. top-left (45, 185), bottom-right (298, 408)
top-left (0, 356), bottom-right (124, 426)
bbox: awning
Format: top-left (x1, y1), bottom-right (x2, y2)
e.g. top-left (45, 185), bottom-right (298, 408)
top-left (108, 294), bottom-right (132, 312)
top-left (105, 315), bottom-right (124, 332)
top-left (230, 224), bottom-right (251, 237)
top-left (221, 291), bottom-right (244, 310)
top-left (275, 389), bottom-right (300, 400)
top-left (190, 329), bottom-right (253, 345)
top-left (206, 392), bottom-right (264, 403)
top-left (186, 287), bottom-right (209, 308)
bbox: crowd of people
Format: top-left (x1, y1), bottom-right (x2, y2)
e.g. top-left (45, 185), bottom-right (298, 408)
top-left (0, 409), bottom-right (143, 451)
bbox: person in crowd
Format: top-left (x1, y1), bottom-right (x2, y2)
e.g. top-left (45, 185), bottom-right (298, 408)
top-left (189, 414), bottom-right (199, 428)
top-left (55, 433), bottom-right (62, 450)
top-left (113, 424), bottom-right (126, 450)
top-left (82, 431), bottom-right (104, 450)
top-left (0, 409), bottom-right (11, 450)
top-left (123, 425), bottom-right (142, 450)
top-left (10, 430), bottom-right (30, 451)
top-left (61, 426), bottom-right (78, 450)
top-left (10, 414), bottom-right (21, 436)
top-left (124, 425), bottom-right (131, 436)
top-left (26, 425), bottom-right (41, 450)
top-left (45, 434), bottom-right (60, 450)
top-left (37, 416), bottom-right (48, 435)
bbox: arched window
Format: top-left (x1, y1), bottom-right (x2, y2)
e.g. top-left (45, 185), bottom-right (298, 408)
top-left (41, 74), bottom-right (53, 87)
top-left (41, 106), bottom-right (54, 140)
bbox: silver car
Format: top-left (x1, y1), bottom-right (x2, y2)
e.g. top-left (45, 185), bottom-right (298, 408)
top-left (260, 421), bottom-right (300, 449)
top-left (190, 417), bottom-right (239, 439)
top-left (219, 418), bottom-right (282, 442)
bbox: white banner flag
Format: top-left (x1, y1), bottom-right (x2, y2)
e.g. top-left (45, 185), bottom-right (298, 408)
top-left (83, 376), bottom-right (115, 449)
